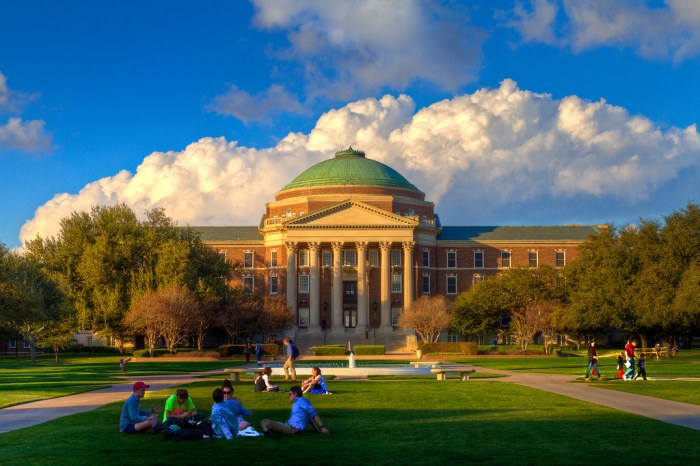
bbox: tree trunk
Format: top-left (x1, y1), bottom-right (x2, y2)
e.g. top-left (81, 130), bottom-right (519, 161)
top-left (639, 333), bottom-right (648, 349)
top-left (54, 344), bottom-right (59, 365)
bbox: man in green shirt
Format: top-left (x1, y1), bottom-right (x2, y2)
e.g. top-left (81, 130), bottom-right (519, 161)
top-left (163, 389), bottom-right (200, 426)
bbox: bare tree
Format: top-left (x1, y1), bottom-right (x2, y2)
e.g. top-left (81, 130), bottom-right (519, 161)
top-left (510, 300), bottom-right (559, 351)
top-left (159, 286), bottom-right (197, 352)
top-left (257, 295), bottom-right (295, 340)
top-left (399, 296), bottom-right (452, 344)
top-left (190, 294), bottom-right (220, 351)
top-left (124, 291), bottom-right (166, 357)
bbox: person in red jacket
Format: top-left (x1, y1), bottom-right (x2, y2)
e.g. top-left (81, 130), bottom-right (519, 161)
top-left (623, 339), bottom-right (636, 380)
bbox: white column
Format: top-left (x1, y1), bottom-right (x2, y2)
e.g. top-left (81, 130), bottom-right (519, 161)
top-left (331, 242), bottom-right (344, 330)
top-left (379, 241), bottom-right (392, 329)
top-left (308, 242), bottom-right (320, 329)
top-left (356, 242), bottom-right (368, 329)
top-left (403, 241), bottom-right (415, 311)
top-left (285, 242), bottom-right (297, 313)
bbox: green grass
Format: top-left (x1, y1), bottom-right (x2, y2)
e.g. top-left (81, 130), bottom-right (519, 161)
top-left (592, 381), bottom-right (700, 405)
top-left (1, 379), bottom-right (700, 465)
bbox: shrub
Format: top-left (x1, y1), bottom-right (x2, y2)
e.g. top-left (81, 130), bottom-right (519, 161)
top-left (419, 342), bottom-right (478, 355)
top-left (315, 345), bottom-right (346, 356)
top-left (67, 344), bottom-right (126, 354)
top-left (262, 343), bottom-right (280, 356)
top-left (354, 345), bottom-right (384, 355)
top-left (161, 350), bottom-right (220, 358)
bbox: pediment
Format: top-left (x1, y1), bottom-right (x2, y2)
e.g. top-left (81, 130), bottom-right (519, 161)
top-left (285, 200), bottom-right (417, 228)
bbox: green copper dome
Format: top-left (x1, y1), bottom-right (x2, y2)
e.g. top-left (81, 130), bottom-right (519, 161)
top-left (281, 148), bottom-right (420, 192)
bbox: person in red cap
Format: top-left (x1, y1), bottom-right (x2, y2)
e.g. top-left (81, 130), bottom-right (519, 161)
top-left (119, 381), bottom-right (162, 433)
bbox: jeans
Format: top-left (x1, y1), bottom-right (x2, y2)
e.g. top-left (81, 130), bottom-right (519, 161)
top-left (624, 357), bottom-right (635, 379)
top-left (585, 361), bottom-right (601, 378)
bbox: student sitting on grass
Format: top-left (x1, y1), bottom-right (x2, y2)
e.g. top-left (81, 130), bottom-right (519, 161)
top-left (163, 389), bottom-right (203, 426)
top-left (222, 380), bottom-right (253, 430)
top-left (301, 366), bottom-right (331, 394)
top-left (119, 381), bottom-right (163, 433)
top-left (254, 366), bottom-right (279, 392)
top-left (260, 386), bottom-right (330, 435)
top-left (210, 388), bottom-right (252, 440)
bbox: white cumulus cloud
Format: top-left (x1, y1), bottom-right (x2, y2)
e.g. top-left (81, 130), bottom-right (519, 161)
top-left (0, 117), bottom-right (52, 153)
top-left (20, 80), bottom-right (700, 245)
top-left (509, 0), bottom-right (700, 62)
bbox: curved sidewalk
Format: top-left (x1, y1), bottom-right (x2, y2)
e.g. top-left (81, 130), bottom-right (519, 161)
top-left (481, 367), bottom-right (700, 431)
top-left (0, 373), bottom-right (214, 434)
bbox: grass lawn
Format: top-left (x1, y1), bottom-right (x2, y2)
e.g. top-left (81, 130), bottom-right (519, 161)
top-left (0, 354), bottom-right (243, 408)
top-left (1, 379), bottom-right (700, 466)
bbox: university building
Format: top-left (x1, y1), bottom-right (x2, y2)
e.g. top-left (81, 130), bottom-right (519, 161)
top-left (194, 148), bottom-right (600, 350)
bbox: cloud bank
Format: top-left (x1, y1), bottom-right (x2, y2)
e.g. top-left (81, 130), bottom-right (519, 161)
top-left (510, 0), bottom-right (700, 62)
top-left (21, 80), bottom-right (700, 245)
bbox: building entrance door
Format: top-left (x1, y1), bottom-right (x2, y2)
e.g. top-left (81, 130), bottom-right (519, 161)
top-left (343, 281), bottom-right (357, 328)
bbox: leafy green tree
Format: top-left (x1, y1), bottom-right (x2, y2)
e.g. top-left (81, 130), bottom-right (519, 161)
top-left (0, 244), bottom-right (66, 364)
top-left (41, 314), bottom-right (77, 365)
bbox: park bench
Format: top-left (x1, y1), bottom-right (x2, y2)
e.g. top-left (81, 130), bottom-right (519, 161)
top-left (225, 367), bottom-right (265, 381)
top-left (410, 360), bottom-right (442, 368)
top-left (430, 366), bottom-right (476, 381)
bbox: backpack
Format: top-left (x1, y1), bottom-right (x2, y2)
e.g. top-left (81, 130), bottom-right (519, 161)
top-left (165, 427), bottom-right (204, 441)
top-left (291, 344), bottom-right (300, 359)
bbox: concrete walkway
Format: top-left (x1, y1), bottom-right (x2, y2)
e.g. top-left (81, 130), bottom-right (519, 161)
top-left (2, 365), bottom-right (700, 434)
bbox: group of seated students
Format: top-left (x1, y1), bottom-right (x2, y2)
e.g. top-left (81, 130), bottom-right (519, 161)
top-left (119, 373), bottom-right (331, 438)
top-left (254, 366), bottom-right (330, 395)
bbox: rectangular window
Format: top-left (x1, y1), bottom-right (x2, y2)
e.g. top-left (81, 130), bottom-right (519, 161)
top-left (343, 250), bottom-right (357, 266)
top-left (9, 340), bottom-right (16, 349)
top-left (298, 307), bottom-right (310, 328)
top-left (270, 250), bottom-right (278, 268)
top-left (218, 250), bottom-right (227, 261)
top-left (299, 274), bottom-right (309, 293)
top-left (474, 251), bottom-right (484, 268)
top-left (298, 249), bottom-right (309, 267)
top-left (244, 251), bottom-right (254, 269)
top-left (322, 250), bottom-right (332, 267)
top-left (528, 251), bottom-right (538, 268)
top-left (473, 274), bottom-right (484, 287)
top-left (368, 249), bottom-right (379, 267)
top-left (446, 250), bottom-right (457, 268)
top-left (23, 340), bottom-right (30, 349)
top-left (270, 275), bottom-right (278, 294)
top-left (422, 274), bottom-right (431, 294)
top-left (446, 275), bottom-right (457, 294)
top-left (243, 276), bottom-right (254, 294)
top-left (391, 306), bottom-right (401, 327)
top-left (555, 251), bottom-right (566, 268)
top-left (501, 251), bottom-right (511, 268)
top-left (422, 249), bottom-right (430, 267)
top-left (391, 273), bottom-right (402, 293)
top-left (391, 249), bottom-right (401, 267)
top-left (447, 332), bottom-right (458, 343)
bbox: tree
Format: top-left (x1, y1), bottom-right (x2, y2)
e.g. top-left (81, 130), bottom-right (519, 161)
top-left (124, 290), bottom-right (166, 357)
top-left (451, 278), bottom-right (505, 336)
top-left (510, 300), bottom-right (558, 351)
top-left (25, 204), bottom-right (232, 352)
top-left (0, 245), bottom-right (66, 364)
top-left (190, 293), bottom-right (220, 351)
top-left (158, 285), bottom-right (197, 352)
top-left (399, 296), bottom-right (452, 344)
top-left (256, 295), bottom-right (295, 340)
top-left (41, 315), bottom-right (77, 365)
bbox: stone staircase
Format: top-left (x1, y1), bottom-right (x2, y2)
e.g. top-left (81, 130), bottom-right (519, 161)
top-left (291, 328), bottom-right (416, 355)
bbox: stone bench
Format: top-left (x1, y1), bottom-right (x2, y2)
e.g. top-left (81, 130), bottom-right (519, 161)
top-left (225, 367), bottom-right (265, 382)
top-left (410, 360), bottom-right (442, 368)
top-left (430, 366), bottom-right (476, 381)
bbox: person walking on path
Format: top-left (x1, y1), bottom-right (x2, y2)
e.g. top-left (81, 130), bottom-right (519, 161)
top-left (283, 337), bottom-right (297, 381)
top-left (624, 339), bottom-right (637, 380)
top-left (260, 386), bottom-right (330, 435)
top-left (585, 341), bottom-right (604, 381)
top-left (634, 355), bottom-right (648, 380)
top-left (119, 381), bottom-right (162, 433)
top-left (255, 340), bottom-right (263, 366)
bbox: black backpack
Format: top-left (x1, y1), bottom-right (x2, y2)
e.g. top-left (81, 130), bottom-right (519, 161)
top-left (291, 344), bottom-right (300, 358)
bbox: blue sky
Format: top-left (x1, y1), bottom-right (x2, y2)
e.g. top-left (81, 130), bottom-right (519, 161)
top-left (2, 0), bottom-right (699, 249)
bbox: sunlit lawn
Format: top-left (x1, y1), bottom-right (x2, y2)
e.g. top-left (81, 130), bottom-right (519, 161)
top-left (1, 379), bottom-right (700, 466)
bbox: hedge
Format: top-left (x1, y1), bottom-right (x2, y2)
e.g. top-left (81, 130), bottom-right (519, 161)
top-left (68, 344), bottom-right (127, 354)
top-left (353, 345), bottom-right (384, 355)
top-left (418, 342), bottom-right (478, 355)
top-left (315, 345), bottom-right (346, 356)
top-left (132, 349), bottom-right (169, 357)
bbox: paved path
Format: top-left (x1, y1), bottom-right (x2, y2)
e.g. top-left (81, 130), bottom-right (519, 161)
top-left (2, 366), bottom-right (700, 434)
top-left (0, 373), bottom-right (217, 434)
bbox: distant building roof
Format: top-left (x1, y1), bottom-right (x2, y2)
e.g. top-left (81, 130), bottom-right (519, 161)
top-left (191, 226), bottom-right (262, 242)
top-left (437, 225), bottom-right (601, 242)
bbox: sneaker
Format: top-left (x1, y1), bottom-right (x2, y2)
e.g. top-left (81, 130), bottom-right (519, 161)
top-left (599, 376), bottom-right (604, 381)
top-left (585, 378), bottom-right (589, 382)
top-left (623, 375), bottom-right (627, 380)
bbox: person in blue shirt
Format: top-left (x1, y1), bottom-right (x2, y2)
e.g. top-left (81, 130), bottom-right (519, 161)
top-left (302, 366), bottom-right (331, 394)
top-left (255, 340), bottom-right (263, 366)
top-left (283, 337), bottom-right (297, 381)
top-left (260, 386), bottom-right (330, 435)
top-left (210, 387), bottom-right (253, 439)
top-left (119, 381), bottom-right (162, 433)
